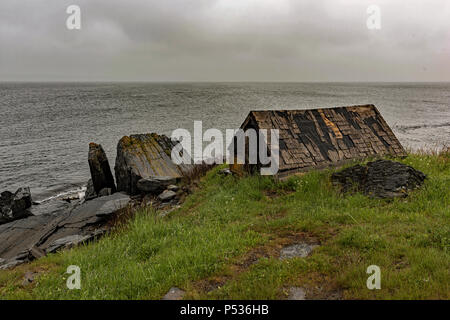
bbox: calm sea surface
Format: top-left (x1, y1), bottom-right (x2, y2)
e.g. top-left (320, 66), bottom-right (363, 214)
top-left (1, 82), bottom-right (449, 200)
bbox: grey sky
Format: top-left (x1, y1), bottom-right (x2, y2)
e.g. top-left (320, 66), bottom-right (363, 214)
top-left (0, 0), bottom-right (449, 81)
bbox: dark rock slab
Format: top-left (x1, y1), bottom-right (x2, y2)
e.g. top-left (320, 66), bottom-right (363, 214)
top-left (45, 231), bottom-right (104, 254)
top-left (0, 187), bottom-right (33, 225)
top-left (36, 192), bottom-right (130, 250)
top-left (331, 160), bottom-right (426, 198)
top-left (115, 133), bottom-right (192, 195)
top-left (88, 143), bottom-right (116, 194)
top-left (0, 214), bottom-right (55, 260)
top-left (0, 193), bottom-right (130, 269)
top-left (137, 176), bottom-right (178, 194)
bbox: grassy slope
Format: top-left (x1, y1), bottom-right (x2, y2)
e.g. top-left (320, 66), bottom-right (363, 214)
top-left (0, 152), bottom-right (449, 300)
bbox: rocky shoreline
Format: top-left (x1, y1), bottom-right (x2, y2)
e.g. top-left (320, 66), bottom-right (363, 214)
top-left (0, 130), bottom-right (428, 270)
top-left (0, 133), bottom-right (194, 269)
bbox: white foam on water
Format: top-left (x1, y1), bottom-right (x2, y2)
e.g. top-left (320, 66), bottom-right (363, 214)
top-left (33, 186), bottom-right (87, 204)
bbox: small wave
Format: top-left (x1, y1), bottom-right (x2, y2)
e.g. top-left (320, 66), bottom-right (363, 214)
top-left (394, 122), bottom-right (450, 132)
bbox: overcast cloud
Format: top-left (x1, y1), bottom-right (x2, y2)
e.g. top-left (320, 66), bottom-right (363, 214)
top-left (0, 0), bottom-right (449, 81)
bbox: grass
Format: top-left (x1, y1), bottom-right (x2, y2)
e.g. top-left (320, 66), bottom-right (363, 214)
top-left (0, 151), bottom-right (449, 300)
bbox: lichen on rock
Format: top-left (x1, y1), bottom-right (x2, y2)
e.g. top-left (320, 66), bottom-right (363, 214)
top-left (114, 133), bottom-right (192, 195)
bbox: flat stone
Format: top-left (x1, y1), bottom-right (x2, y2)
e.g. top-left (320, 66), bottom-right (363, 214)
top-left (167, 184), bottom-right (179, 192)
top-left (0, 193), bottom-right (130, 264)
top-left (0, 214), bottom-right (54, 260)
top-left (45, 234), bottom-right (92, 254)
top-left (158, 190), bottom-right (177, 202)
top-left (137, 176), bottom-right (178, 194)
top-left (287, 287), bottom-right (306, 300)
top-left (162, 287), bottom-right (185, 300)
top-left (280, 243), bottom-right (318, 260)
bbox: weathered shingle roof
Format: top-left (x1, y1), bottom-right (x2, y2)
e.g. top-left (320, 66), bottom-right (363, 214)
top-left (240, 104), bottom-right (406, 175)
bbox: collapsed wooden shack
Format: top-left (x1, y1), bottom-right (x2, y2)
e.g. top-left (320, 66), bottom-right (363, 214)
top-left (231, 104), bottom-right (406, 178)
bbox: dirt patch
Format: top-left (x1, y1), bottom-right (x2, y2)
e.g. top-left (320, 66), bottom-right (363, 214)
top-left (192, 276), bottom-right (230, 295)
top-left (263, 188), bottom-right (295, 200)
top-left (393, 253), bottom-right (410, 270)
top-left (282, 272), bottom-right (343, 300)
top-left (263, 190), bottom-right (280, 199)
top-left (286, 287), bottom-right (306, 300)
top-left (257, 208), bottom-right (289, 222)
top-left (188, 232), bottom-right (319, 297)
top-left (185, 228), bottom-right (350, 300)
top-left (0, 262), bottom-right (58, 293)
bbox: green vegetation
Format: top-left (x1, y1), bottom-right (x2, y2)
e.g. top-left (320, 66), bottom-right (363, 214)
top-left (1, 151), bottom-right (449, 300)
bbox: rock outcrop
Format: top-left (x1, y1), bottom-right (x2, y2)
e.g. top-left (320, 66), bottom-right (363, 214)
top-left (0, 187), bottom-right (33, 225)
top-left (137, 176), bottom-right (178, 194)
top-left (88, 143), bottom-right (116, 194)
top-left (0, 192), bottom-right (130, 269)
top-left (331, 160), bottom-right (426, 198)
top-left (114, 133), bottom-right (192, 195)
top-left (158, 190), bottom-right (177, 202)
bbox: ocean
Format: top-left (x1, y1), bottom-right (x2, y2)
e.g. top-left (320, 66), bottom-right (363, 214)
top-left (1, 82), bottom-right (449, 204)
